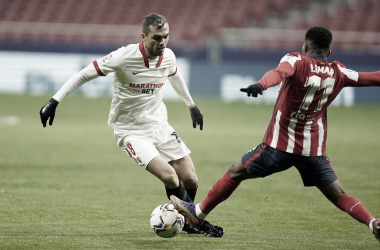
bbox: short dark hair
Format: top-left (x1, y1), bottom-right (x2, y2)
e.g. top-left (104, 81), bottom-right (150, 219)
top-left (142, 13), bottom-right (167, 35)
top-left (305, 26), bottom-right (332, 52)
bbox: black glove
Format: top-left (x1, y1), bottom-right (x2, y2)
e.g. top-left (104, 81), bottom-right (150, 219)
top-left (40, 98), bottom-right (59, 127)
top-left (189, 105), bottom-right (203, 130)
top-left (240, 84), bottom-right (263, 97)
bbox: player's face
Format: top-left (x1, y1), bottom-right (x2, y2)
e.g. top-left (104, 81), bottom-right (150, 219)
top-left (142, 23), bottom-right (169, 59)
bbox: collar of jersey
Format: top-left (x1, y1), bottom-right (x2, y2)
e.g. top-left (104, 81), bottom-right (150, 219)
top-left (139, 41), bottom-right (164, 68)
top-left (308, 54), bottom-right (328, 61)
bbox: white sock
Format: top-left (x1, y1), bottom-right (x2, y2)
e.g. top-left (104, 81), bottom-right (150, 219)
top-left (369, 219), bottom-right (376, 231)
top-left (195, 204), bottom-right (207, 220)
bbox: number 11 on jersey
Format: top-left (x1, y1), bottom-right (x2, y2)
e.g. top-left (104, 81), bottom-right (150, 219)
top-left (300, 76), bottom-right (335, 112)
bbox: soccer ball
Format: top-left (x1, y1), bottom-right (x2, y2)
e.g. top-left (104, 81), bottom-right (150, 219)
top-left (150, 203), bottom-right (185, 238)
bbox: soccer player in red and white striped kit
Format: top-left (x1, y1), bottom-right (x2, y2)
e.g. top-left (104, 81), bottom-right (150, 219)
top-left (171, 26), bottom-right (380, 242)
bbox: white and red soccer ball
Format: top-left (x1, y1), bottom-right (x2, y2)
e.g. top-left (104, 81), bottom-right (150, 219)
top-left (150, 203), bottom-right (185, 238)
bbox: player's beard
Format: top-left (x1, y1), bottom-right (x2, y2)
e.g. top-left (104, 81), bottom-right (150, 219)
top-left (147, 45), bottom-right (164, 57)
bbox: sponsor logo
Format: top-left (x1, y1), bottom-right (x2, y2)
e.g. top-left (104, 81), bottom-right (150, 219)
top-left (133, 71), bottom-right (141, 75)
top-left (290, 111), bottom-right (315, 121)
top-left (129, 83), bottom-right (164, 89)
top-left (128, 82), bottom-right (164, 95)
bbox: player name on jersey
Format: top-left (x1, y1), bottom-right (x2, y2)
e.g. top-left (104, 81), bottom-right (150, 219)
top-left (310, 64), bottom-right (334, 77)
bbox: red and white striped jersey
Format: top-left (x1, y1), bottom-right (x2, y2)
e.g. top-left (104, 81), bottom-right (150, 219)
top-left (259, 52), bottom-right (380, 156)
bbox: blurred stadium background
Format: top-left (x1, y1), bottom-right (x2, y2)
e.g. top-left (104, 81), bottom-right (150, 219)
top-left (0, 0), bottom-right (379, 104)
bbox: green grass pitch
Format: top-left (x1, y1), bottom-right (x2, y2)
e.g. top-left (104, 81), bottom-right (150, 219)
top-left (0, 93), bottom-right (379, 249)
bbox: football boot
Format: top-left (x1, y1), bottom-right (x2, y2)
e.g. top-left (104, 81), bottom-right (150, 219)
top-left (372, 219), bottom-right (380, 244)
top-left (170, 195), bottom-right (225, 238)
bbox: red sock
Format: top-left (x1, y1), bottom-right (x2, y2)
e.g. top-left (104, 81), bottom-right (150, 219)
top-left (199, 172), bottom-right (240, 215)
top-left (337, 194), bottom-right (374, 226)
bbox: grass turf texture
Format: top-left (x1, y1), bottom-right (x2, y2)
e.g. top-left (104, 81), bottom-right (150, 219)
top-left (0, 93), bottom-right (379, 249)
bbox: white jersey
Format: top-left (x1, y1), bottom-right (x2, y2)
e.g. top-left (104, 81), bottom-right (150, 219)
top-left (93, 42), bottom-right (178, 132)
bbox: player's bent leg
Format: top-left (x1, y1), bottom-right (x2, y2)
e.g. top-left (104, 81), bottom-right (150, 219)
top-left (195, 159), bottom-right (253, 220)
top-left (170, 155), bottom-right (198, 190)
top-left (147, 156), bottom-right (179, 188)
top-left (147, 155), bottom-right (192, 202)
top-left (317, 179), bottom-right (345, 206)
top-left (147, 157), bottom-right (199, 234)
top-left (318, 179), bottom-right (379, 243)
top-left (228, 159), bottom-right (259, 183)
top-left (171, 155), bottom-right (224, 236)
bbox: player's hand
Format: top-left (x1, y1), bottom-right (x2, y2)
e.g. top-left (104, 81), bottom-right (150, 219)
top-left (190, 105), bottom-right (203, 130)
top-left (40, 98), bottom-right (59, 127)
top-left (240, 84), bottom-right (263, 97)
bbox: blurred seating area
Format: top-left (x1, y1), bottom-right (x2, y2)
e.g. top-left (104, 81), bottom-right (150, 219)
top-left (0, 0), bottom-right (379, 52)
top-left (294, 0), bottom-right (380, 32)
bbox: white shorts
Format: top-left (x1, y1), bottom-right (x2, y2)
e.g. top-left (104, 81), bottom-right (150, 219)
top-left (117, 123), bottom-right (191, 169)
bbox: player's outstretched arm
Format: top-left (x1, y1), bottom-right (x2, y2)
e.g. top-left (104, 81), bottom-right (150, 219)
top-left (240, 56), bottom-right (296, 97)
top-left (40, 98), bottom-right (59, 127)
top-left (39, 63), bottom-right (100, 128)
top-left (189, 105), bottom-right (203, 130)
top-left (356, 71), bottom-right (380, 87)
top-left (240, 84), bottom-right (263, 97)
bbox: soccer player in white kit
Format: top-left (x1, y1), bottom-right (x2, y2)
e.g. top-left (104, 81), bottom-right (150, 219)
top-left (39, 13), bottom-right (223, 237)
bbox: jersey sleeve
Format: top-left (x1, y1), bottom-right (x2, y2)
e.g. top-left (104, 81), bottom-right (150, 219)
top-left (168, 71), bottom-right (194, 106)
top-left (336, 62), bottom-right (380, 87)
top-left (52, 63), bottom-right (99, 102)
top-left (257, 53), bottom-right (299, 89)
top-left (92, 46), bottom-right (128, 76)
top-left (357, 72), bottom-right (380, 86)
top-left (165, 49), bottom-right (192, 105)
top-left (166, 48), bottom-right (177, 77)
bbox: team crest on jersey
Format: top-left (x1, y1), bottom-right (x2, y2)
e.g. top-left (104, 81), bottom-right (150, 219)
top-left (102, 54), bottom-right (113, 63)
top-left (160, 68), bottom-right (166, 76)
